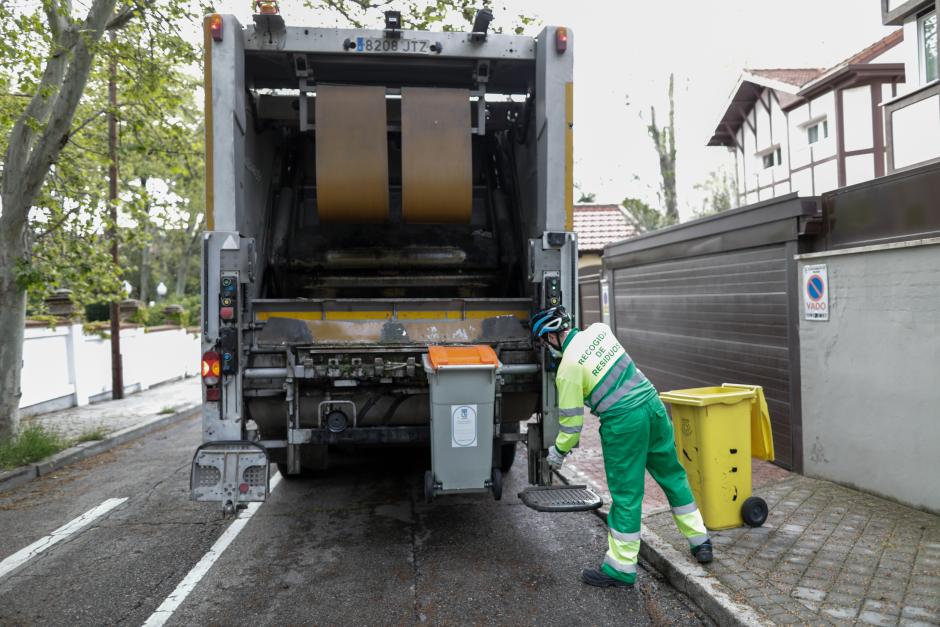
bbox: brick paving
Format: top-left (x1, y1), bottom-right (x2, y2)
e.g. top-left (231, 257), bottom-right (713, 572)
top-left (647, 477), bottom-right (940, 626)
top-left (563, 409), bottom-right (791, 514)
top-left (561, 409), bottom-right (940, 626)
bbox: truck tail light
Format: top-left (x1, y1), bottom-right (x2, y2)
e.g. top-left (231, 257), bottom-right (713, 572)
top-left (209, 14), bottom-right (223, 42)
top-left (555, 27), bottom-right (568, 53)
top-left (202, 351), bottom-right (221, 386)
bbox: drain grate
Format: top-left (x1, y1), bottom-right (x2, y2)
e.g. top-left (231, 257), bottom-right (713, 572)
top-left (519, 485), bottom-right (603, 512)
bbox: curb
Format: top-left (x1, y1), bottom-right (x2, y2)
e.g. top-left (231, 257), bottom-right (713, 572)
top-left (637, 525), bottom-right (771, 627)
top-left (0, 404), bottom-right (200, 494)
top-left (555, 466), bottom-right (770, 627)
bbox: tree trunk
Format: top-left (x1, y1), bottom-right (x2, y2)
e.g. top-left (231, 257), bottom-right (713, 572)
top-left (647, 74), bottom-right (678, 224)
top-left (0, 202), bottom-right (28, 441)
top-left (139, 242), bottom-right (151, 303)
top-left (663, 74), bottom-right (677, 223)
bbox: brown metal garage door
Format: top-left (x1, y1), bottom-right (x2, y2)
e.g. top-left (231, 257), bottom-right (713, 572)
top-left (602, 195), bottom-right (819, 471)
top-left (578, 264), bottom-right (602, 328)
top-left (611, 245), bottom-right (795, 468)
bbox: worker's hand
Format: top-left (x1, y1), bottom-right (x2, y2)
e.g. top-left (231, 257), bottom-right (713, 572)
top-left (546, 445), bottom-right (568, 470)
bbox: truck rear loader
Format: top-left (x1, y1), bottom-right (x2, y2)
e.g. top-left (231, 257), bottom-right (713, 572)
top-left (191, 7), bottom-right (597, 514)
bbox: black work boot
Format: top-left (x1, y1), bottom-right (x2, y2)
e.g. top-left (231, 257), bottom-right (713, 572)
top-left (581, 568), bottom-right (634, 588)
top-left (692, 539), bottom-right (713, 564)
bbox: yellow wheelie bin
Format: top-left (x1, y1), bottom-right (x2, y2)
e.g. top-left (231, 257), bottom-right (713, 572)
top-left (659, 384), bottom-right (775, 530)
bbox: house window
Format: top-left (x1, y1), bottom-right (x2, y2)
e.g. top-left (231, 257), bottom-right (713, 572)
top-left (807, 120), bottom-right (829, 145)
top-left (920, 11), bottom-right (938, 84)
top-left (761, 147), bottom-right (783, 169)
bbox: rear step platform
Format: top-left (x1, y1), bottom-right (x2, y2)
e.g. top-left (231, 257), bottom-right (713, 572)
top-left (519, 485), bottom-right (603, 512)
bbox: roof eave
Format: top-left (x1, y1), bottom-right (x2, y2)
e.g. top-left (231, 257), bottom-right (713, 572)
top-left (798, 63), bottom-right (906, 99)
top-left (739, 71), bottom-right (805, 94)
top-left (708, 72), bottom-right (808, 147)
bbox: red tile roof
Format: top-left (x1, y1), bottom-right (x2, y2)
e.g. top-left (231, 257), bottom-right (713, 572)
top-left (800, 29), bottom-right (905, 92)
top-left (710, 30), bottom-right (903, 146)
top-left (841, 29), bottom-right (904, 66)
top-left (743, 31), bottom-right (903, 91)
top-left (745, 68), bottom-right (826, 87)
top-left (573, 204), bottom-right (637, 252)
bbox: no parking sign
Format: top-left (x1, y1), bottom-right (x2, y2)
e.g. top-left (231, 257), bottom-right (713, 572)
top-left (803, 264), bottom-right (829, 321)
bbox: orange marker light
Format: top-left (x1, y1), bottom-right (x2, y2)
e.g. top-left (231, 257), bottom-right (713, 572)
top-left (209, 14), bottom-right (223, 42)
top-left (256, 1), bottom-right (279, 14)
top-left (555, 27), bottom-right (568, 53)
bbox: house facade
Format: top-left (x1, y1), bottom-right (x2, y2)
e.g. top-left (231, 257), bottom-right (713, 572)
top-left (709, 33), bottom-right (906, 204)
top-left (882, 0), bottom-right (940, 172)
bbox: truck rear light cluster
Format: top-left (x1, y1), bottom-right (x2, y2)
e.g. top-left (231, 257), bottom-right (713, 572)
top-left (555, 27), bottom-right (568, 53)
top-left (202, 351), bottom-right (221, 386)
top-left (209, 14), bottom-right (223, 42)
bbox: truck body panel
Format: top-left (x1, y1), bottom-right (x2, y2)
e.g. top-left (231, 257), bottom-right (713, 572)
top-left (193, 11), bottom-right (576, 508)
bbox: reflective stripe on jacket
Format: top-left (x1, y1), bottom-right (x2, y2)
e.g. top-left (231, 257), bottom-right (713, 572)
top-left (553, 323), bottom-right (656, 452)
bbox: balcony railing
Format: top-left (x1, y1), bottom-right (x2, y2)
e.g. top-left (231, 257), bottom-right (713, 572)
top-left (882, 0), bottom-right (936, 25)
top-left (884, 80), bottom-right (940, 173)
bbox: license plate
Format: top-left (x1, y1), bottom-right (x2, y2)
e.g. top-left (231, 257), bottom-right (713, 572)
top-left (355, 37), bottom-right (431, 53)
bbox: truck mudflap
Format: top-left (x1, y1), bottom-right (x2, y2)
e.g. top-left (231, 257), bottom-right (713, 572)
top-left (191, 441), bottom-right (270, 513)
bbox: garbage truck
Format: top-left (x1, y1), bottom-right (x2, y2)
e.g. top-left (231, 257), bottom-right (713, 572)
top-left (191, 6), bottom-right (598, 514)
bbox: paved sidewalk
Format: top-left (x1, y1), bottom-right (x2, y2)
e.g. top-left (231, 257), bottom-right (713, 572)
top-left (563, 410), bottom-right (793, 514)
top-left (24, 377), bottom-right (200, 440)
top-left (561, 410), bottom-right (940, 626)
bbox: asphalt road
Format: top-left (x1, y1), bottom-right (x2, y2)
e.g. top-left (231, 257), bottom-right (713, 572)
top-left (0, 415), bottom-right (710, 626)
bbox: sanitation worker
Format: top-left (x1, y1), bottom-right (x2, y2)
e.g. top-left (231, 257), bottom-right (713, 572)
top-left (531, 305), bottom-right (713, 588)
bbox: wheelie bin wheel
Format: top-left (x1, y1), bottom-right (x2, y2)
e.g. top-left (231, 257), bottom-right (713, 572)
top-left (741, 496), bottom-right (769, 527)
top-left (491, 467), bottom-right (503, 501)
top-left (424, 470), bottom-right (434, 503)
top-left (500, 442), bottom-right (517, 473)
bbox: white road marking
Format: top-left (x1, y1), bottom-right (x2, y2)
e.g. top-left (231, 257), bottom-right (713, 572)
top-left (141, 472), bottom-right (283, 627)
top-left (0, 497), bottom-right (129, 580)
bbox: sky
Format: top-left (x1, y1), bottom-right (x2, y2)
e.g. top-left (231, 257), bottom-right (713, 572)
top-left (208, 0), bottom-right (898, 219)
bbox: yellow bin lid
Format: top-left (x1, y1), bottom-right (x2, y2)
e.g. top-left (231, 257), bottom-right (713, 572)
top-left (659, 386), bottom-right (755, 407)
top-left (660, 384), bottom-right (775, 462)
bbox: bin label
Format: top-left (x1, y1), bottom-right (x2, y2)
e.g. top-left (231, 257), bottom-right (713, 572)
top-left (803, 264), bottom-right (829, 321)
top-left (451, 404), bottom-right (478, 447)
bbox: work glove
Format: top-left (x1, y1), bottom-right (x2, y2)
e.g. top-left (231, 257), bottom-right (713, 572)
top-left (546, 445), bottom-right (568, 470)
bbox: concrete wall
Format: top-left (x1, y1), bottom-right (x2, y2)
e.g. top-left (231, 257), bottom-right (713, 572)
top-left (798, 240), bottom-right (940, 514)
top-left (20, 324), bottom-right (200, 416)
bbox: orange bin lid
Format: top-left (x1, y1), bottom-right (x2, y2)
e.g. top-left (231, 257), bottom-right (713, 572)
top-left (427, 345), bottom-right (499, 369)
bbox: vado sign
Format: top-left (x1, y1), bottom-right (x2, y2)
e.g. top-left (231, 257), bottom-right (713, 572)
top-left (803, 264), bottom-right (829, 321)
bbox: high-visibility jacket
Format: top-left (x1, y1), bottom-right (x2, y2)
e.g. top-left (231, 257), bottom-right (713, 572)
top-left (553, 323), bottom-right (656, 453)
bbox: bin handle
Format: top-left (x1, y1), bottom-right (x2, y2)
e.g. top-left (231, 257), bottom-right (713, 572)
top-left (661, 390), bottom-right (753, 403)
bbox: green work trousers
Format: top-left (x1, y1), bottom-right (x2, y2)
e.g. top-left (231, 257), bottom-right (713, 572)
top-left (599, 396), bottom-right (709, 583)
